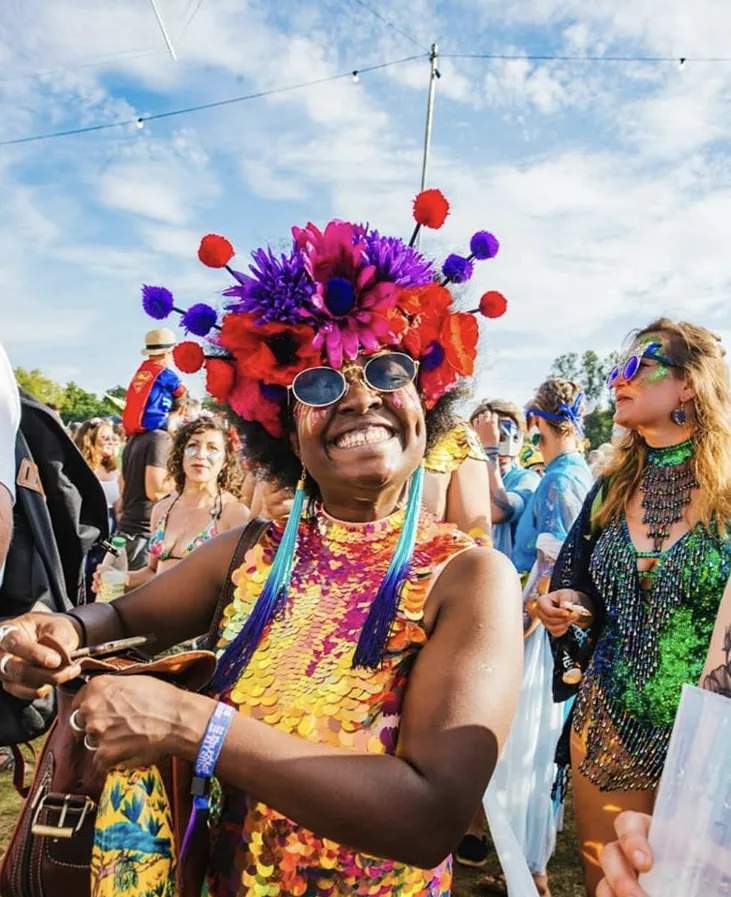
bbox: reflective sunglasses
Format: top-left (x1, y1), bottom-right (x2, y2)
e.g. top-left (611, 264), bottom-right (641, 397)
top-left (290, 352), bottom-right (419, 408)
top-left (606, 342), bottom-right (678, 388)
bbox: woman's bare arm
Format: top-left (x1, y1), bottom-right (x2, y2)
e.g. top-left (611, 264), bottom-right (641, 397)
top-left (445, 457), bottom-right (492, 538)
top-left (700, 575), bottom-right (731, 696)
top-left (172, 547), bottom-right (522, 867)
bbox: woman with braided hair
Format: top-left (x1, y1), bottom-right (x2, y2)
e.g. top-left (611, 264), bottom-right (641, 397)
top-left (485, 377), bottom-right (593, 897)
top-left (538, 319), bottom-right (731, 896)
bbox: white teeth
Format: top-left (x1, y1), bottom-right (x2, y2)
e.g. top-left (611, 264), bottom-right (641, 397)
top-left (334, 425), bottom-right (393, 449)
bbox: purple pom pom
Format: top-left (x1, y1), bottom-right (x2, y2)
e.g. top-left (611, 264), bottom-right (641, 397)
top-left (181, 303), bottom-right (217, 337)
top-left (324, 277), bottom-right (356, 316)
top-left (441, 254), bottom-right (474, 284)
top-left (142, 285), bottom-right (174, 320)
top-left (469, 231), bottom-right (500, 260)
top-left (421, 340), bottom-right (445, 372)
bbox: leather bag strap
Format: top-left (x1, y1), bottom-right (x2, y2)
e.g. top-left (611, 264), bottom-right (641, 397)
top-left (204, 517), bottom-right (270, 651)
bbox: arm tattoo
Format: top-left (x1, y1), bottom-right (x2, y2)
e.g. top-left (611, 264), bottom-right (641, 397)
top-left (702, 625), bottom-right (731, 697)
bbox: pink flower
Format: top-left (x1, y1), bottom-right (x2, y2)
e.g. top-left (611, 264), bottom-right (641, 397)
top-left (291, 220), bottom-right (401, 368)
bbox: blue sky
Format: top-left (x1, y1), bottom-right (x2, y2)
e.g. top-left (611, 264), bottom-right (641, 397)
top-left (2, 0), bottom-right (731, 408)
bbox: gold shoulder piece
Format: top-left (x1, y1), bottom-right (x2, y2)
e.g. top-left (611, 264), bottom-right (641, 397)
top-left (424, 421), bottom-right (487, 474)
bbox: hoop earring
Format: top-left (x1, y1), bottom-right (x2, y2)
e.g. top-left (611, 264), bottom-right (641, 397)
top-left (671, 403), bottom-right (687, 426)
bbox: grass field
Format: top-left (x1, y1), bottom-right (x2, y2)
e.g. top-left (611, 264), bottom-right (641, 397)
top-left (0, 762), bottom-right (586, 896)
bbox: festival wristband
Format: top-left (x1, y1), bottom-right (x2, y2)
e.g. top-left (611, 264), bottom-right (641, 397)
top-left (181, 702), bottom-right (236, 859)
top-left (483, 444), bottom-right (499, 456)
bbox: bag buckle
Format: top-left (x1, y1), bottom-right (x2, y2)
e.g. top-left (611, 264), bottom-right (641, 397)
top-left (30, 794), bottom-right (96, 839)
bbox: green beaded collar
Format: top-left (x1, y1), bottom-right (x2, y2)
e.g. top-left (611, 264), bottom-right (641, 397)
top-left (645, 438), bottom-right (695, 468)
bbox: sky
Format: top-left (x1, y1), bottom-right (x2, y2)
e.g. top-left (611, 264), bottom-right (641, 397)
top-left (2, 0), bottom-right (731, 408)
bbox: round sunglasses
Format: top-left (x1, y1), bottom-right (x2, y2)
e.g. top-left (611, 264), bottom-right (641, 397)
top-left (290, 352), bottom-right (418, 408)
top-left (606, 344), bottom-right (678, 388)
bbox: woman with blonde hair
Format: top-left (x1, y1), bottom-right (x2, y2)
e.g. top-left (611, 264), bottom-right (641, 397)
top-left (75, 418), bottom-right (121, 530)
top-left (538, 318), bottom-right (731, 896)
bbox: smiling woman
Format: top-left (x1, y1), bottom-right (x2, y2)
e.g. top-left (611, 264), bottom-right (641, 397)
top-left (537, 317), bottom-right (731, 897)
top-left (0, 191), bottom-right (522, 897)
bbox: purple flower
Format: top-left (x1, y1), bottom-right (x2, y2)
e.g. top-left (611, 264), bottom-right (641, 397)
top-left (441, 253), bottom-right (474, 284)
top-left (142, 285), bottom-right (174, 319)
top-left (181, 303), bottom-right (218, 336)
top-left (469, 231), bottom-right (500, 260)
top-left (363, 229), bottom-right (435, 288)
top-left (223, 247), bottom-right (317, 325)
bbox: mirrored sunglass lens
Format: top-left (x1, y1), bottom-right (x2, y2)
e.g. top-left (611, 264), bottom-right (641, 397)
top-left (623, 355), bottom-right (640, 381)
top-left (365, 353), bottom-right (416, 391)
top-left (607, 367), bottom-right (620, 387)
top-left (292, 369), bottom-right (345, 406)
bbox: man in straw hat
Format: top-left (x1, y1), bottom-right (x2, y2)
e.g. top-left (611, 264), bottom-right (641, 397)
top-left (117, 329), bottom-right (187, 570)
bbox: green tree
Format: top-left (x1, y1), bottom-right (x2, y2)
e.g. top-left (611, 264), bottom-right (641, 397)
top-left (548, 349), bottom-right (622, 449)
top-left (60, 382), bottom-right (108, 423)
top-left (13, 367), bottom-right (65, 407)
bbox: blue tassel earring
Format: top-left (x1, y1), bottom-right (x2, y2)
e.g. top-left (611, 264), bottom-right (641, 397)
top-left (209, 468), bottom-right (307, 693)
top-left (353, 464), bottom-right (424, 669)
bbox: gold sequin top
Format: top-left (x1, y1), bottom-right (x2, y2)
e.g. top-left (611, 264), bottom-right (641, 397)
top-left (424, 421), bottom-right (486, 475)
top-left (205, 507), bottom-right (475, 897)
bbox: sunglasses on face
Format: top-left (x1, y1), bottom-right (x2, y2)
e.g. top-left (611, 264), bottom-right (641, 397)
top-left (606, 342), bottom-right (679, 388)
top-left (290, 352), bottom-right (419, 408)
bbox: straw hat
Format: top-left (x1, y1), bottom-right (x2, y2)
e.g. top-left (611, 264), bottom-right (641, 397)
top-left (141, 328), bottom-right (176, 357)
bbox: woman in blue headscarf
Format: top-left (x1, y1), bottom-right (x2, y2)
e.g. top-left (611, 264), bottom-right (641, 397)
top-left (484, 377), bottom-right (592, 897)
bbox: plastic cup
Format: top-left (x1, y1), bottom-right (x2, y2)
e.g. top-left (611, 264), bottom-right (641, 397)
top-left (640, 685), bottom-right (731, 896)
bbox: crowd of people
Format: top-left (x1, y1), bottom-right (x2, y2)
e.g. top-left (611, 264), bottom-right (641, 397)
top-left (0, 189), bottom-right (728, 897)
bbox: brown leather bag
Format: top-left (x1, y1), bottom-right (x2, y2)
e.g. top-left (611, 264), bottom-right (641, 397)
top-left (0, 518), bottom-right (268, 897)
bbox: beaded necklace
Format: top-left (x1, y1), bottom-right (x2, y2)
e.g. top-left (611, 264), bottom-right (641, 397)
top-left (636, 439), bottom-right (697, 592)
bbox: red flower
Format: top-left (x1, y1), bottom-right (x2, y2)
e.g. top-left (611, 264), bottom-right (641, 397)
top-left (220, 313), bottom-right (321, 387)
top-left (173, 341), bottom-right (205, 373)
top-left (419, 312), bottom-right (478, 408)
top-left (412, 190), bottom-right (450, 229)
top-left (205, 358), bottom-right (235, 404)
top-left (479, 290), bottom-right (508, 319)
top-left (229, 373), bottom-right (284, 438)
top-left (398, 284), bottom-right (453, 358)
top-left (198, 234), bottom-right (235, 268)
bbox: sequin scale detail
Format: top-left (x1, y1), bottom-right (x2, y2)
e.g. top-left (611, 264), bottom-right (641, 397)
top-left (572, 516), bottom-right (731, 791)
top-left (206, 507), bottom-right (474, 897)
top-left (423, 421), bottom-right (486, 474)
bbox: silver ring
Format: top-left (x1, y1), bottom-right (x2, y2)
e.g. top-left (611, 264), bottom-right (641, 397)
top-left (0, 625), bottom-right (18, 649)
top-left (0, 655), bottom-right (11, 679)
top-left (69, 710), bottom-right (85, 733)
top-left (83, 734), bottom-right (98, 752)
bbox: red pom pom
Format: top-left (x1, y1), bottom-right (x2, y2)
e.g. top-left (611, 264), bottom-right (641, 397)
top-left (198, 234), bottom-right (235, 268)
top-left (412, 189), bottom-right (450, 229)
top-left (479, 290), bottom-right (508, 319)
top-left (205, 358), bottom-right (236, 404)
top-left (173, 341), bottom-right (205, 373)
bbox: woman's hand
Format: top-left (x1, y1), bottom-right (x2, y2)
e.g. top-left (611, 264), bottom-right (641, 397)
top-left (72, 675), bottom-right (204, 772)
top-left (92, 564), bottom-right (131, 595)
top-left (597, 811), bottom-right (653, 897)
top-left (0, 613), bottom-right (83, 700)
top-left (536, 588), bottom-right (591, 637)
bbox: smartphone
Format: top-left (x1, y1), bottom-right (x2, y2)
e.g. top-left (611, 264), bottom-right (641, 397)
top-left (70, 634), bottom-right (156, 660)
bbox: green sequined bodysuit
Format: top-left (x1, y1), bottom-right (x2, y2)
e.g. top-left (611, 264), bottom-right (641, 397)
top-left (571, 443), bottom-right (731, 792)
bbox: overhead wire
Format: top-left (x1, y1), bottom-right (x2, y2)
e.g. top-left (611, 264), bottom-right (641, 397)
top-left (350, 0), bottom-right (426, 52)
top-left (179, 0), bottom-right (207, 39)
top-left (441, 51), bottom-right (731, 62)
top-left (0, 53), bottom-right (426, 148)
top-left (0, 48), bottom-right (161, 84)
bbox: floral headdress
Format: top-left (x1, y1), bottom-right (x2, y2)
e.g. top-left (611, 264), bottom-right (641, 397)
top-left (142, 189), bottom-right (508, 439)
top-left (141, 190), bottom-right (508, 677)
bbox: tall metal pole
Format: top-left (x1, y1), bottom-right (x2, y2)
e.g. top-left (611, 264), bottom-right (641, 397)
top-left (419, 43), bottom-right (439, 192)
top-left (149, 0), bottom-right (178, 61)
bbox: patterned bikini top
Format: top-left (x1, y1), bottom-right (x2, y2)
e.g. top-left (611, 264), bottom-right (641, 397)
top-left (148, 493), bottom-right (221, 562)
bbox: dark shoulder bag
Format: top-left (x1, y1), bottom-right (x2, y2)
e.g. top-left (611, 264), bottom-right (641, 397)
top-left (0, 518), bottom-right (268, 897)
